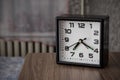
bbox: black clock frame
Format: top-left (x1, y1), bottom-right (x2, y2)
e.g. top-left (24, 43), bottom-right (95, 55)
top-left (56, 15), bottom-right (109, 68)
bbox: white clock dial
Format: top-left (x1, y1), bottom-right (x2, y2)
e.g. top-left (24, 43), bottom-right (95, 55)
top-left (59, 20), bottom-right (101, 65)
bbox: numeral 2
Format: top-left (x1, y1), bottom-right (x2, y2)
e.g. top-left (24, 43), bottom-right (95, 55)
top-left (94, 30), bottom-right (99, 35)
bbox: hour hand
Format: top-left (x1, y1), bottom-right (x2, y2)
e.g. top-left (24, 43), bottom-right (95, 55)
top-left (73, 42), bottom-right (80, 50)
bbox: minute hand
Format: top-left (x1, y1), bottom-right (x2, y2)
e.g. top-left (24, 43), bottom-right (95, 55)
top-left (69, 42), bottom-right (78, 48)
top-left (81, 42), bottom-right (94, 50)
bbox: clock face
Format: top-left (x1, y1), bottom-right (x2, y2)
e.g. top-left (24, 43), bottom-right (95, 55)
top-left (58, 20), bottom-right (101, 65)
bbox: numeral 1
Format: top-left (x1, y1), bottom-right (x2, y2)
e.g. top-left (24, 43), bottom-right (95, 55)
top-left (90, 24), bottom-right (92, 29)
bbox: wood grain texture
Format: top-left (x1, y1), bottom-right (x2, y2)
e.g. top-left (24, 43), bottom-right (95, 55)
top-left (19, 53), bottom-right (120, 80)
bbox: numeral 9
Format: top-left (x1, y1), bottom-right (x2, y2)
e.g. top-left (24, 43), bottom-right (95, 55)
top-left (64, 37), bottom-right (69, 42)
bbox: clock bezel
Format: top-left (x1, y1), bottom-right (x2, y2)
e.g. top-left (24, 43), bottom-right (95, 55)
top-left (56, 15), bottom-right (109, 68)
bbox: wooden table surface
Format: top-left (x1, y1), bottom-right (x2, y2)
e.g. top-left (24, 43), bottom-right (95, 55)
top-left (19, 52), bottom-right (120, 80)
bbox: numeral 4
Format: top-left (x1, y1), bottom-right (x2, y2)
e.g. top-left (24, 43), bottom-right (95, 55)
top-left (94, 48), bottom-right (98, 53)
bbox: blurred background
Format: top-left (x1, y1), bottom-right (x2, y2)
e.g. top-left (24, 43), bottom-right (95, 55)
top-left (0, 0), bottom-right (120, 79)
top-left (0, 0), bottom-right (120, 53)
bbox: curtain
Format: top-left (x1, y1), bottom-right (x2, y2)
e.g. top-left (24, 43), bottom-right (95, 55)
top-left (0, 0), bottom-right (82, 44)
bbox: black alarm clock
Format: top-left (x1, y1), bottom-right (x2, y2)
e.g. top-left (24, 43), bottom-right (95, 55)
top-left (56, 15), bottom-right (109, 68)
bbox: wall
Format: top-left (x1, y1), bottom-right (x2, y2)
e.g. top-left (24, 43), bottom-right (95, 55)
top-left (0, 0), bottom-right (120, 52)
top-left (0, 0), bottom-right (83, 44)
top-left (85, 0), bottom-right (120, 52)
top-left (0, 0), bottom-right (68, 44)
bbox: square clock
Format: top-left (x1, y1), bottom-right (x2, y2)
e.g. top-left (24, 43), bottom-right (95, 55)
top-left (56, 15), bottom-right (109, 68)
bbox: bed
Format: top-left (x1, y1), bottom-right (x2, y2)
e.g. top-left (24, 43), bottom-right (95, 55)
top-left (0, 57), bottom-right (24, 80)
